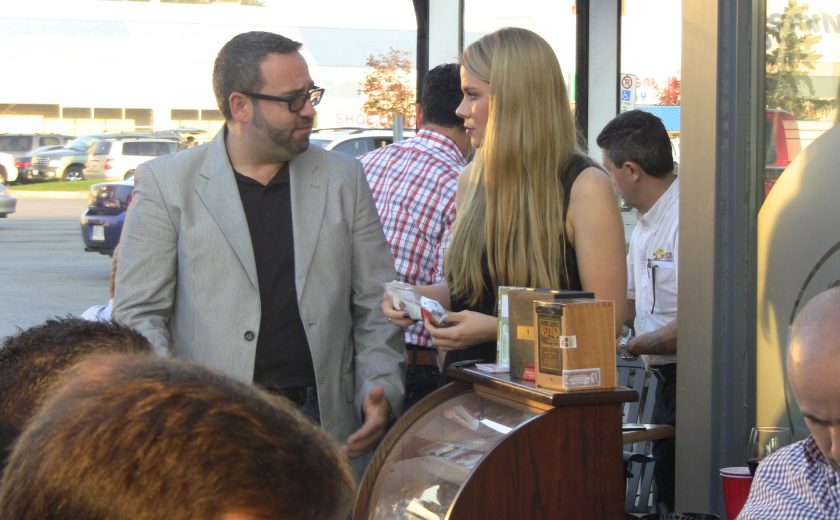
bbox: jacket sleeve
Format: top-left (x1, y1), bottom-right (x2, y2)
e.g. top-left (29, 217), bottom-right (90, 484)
top-left (349, 160), bottom-right (406, 416)
top-left (112, 163), bottom-right (178, 358)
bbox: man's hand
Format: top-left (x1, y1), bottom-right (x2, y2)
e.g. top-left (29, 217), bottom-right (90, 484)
top-left (381, 292), bottom-right (415, 328)
top-left (343, 386), bottom-right (392, 459)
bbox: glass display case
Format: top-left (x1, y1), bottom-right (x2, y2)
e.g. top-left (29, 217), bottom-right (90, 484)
top-left (354, 365), bottom-right (638, 519)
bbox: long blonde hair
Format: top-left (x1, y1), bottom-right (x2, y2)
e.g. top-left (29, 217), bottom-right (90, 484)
top-left (446, 27), bottom-right (580, 306)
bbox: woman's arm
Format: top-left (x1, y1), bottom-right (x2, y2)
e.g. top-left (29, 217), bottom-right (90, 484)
top-left (566, 166), bottom-right (628, 335)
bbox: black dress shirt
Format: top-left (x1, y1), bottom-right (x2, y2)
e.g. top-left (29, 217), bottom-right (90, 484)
top-left (234, 166), bottom-right (315, 389)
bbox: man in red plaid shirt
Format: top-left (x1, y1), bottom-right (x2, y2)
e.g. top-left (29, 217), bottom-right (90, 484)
top-left (360, 63), bottom-right (469, 409)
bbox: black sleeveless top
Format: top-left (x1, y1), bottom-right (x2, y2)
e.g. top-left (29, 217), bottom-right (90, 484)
top-left (443, 154), bottom-right (597, 371)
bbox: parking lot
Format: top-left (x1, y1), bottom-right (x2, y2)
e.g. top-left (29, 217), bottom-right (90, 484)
top-left (0, 193), bottom-right (111, 339)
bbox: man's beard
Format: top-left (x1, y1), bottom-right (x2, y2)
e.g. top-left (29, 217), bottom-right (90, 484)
top-left (252, 103), bottom-right (312, 156)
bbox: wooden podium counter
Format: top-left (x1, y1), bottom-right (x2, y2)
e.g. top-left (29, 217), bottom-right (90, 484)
top-left (354, 365), bottom-right (638, 519)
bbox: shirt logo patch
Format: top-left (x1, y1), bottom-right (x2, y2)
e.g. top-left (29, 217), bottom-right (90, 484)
top-left (652, 248), bottom-right (673, 261)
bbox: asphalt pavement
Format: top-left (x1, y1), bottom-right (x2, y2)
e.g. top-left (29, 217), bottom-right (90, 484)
top-left (1, 190), bottom-right (111, 339)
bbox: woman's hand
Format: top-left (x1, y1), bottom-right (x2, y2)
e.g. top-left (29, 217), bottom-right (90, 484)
top-left (425, 310), bottom-right (498, 350)
top-left (380, 292), bottom-right (415, 328)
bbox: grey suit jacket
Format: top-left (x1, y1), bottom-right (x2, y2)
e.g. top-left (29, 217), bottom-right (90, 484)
top-left (113, 129), bottom-right (405, 446)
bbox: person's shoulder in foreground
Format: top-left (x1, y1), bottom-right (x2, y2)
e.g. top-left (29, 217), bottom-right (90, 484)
top-left (738, 436), bottom-right (839, 519)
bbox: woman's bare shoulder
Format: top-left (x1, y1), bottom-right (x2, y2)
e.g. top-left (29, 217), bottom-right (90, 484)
top-left (569, 165), bottom-right (617, 201)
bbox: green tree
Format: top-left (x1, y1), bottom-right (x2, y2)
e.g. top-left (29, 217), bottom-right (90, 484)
top-left (766, 0), bottom-right (832, 119)
top-left (360, 48), bottom-right (415, 127)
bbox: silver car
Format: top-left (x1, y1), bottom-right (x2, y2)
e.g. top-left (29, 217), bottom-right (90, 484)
top-left (0, 183), bottom-right (16, 217)
top-left (83, 138), bottom-right (179, 180)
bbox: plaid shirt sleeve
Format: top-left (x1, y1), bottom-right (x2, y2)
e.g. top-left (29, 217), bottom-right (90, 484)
top-left (737, 437), bottom-right (840, 519)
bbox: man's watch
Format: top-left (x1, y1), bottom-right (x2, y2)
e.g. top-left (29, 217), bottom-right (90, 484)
top-left (619, 336), bottom-right (638, 360)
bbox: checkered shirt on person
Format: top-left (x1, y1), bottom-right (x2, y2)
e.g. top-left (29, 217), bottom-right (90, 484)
top-left (360, 129), bottom-right (465, 347)
top-left (737, 435), bottom-right (840, 519)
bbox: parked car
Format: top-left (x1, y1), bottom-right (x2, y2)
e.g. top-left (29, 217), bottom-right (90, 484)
top-left (0, 183), bottom-right (16, 217)
top-left (80, 178), bottom-right (134, 255)
top-left (0, 133), bottom-right (73, 159)
top-left (29, 132), bottom-right (180, 182)
top-left (309, 127), bottom-right (365, 148)
top-left (15, 144), bottom-right (66, 183)
top-left (0, 152), bottom-right (17, 185)
top-left (309, 127), bottom-right (416, 157)
top-left (83, 138), bottom-right (178, 181)
top-left (0, 134), bottom-right (74, 183)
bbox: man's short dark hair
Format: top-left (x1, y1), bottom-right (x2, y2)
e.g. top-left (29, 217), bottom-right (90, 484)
top-left (0, 317), bottom-right (152, 469)
top-left (596, 110), bottom-right (674, 178)
top-left (0, 355), bottom-right (355, 520)
top-left (213, 31), bottom-right (302, 121)
top-left (420, 63), bottom-right (464, 128)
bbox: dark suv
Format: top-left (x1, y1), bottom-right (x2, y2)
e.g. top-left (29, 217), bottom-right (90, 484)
top-left (28, 132), bottom-right (179, 182)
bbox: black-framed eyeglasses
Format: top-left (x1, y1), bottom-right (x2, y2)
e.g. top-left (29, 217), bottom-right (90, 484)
top-left (239, 86), bottom-right (325, 113)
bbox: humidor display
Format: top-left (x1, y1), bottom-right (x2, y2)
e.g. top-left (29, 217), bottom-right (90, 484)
top-left (354, 365), bottom-right (637, 519)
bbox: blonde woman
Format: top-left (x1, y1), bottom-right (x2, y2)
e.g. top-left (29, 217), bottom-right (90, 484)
top-left (384, 27), bottom-right (626, 369)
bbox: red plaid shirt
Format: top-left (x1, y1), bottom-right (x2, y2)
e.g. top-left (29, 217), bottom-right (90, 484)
top-left (360, 129), bottom-right (465, 347)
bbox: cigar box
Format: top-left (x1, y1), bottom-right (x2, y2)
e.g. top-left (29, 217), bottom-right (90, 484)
top-left (534, 299), bottom-right (616, 391)
top-left (507, 288), bottom-right (593, 379)
top-left (495, 286), bottom-right (526, 368)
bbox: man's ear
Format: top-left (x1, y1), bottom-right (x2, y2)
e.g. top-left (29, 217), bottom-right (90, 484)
top-left (624, 161), bottom-right (645, 182)
top-left (229, 92), bottom-right (252, 124)
top-left (414, 104), bottom-right (423, 127)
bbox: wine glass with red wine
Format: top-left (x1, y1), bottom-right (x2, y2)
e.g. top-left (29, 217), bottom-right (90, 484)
top-left (747, 426), bottom-right (791, 475)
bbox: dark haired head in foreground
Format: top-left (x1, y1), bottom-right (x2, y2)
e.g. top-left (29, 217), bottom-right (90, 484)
top-left (0, 317), bottom-right (152, 469)
top-left (0, 354), bottom-right (355, 520)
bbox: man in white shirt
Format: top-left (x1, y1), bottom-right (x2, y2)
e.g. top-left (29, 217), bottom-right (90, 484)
top-left (597, 110), bottom-right (679, 511)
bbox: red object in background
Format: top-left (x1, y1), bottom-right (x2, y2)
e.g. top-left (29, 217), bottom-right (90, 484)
top-left (763, 109), bottom-right (801, 198)
top-left (720, 466), bottom-right (753, 519)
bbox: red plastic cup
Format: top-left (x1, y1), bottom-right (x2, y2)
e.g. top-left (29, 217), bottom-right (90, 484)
top-left (720, 466), bottom-right (753, 519)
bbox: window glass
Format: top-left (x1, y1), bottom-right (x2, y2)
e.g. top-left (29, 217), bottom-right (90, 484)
top-left (762, 0), bottom-right (839, 204)
top-left (0, 135), bottom-right (32, 152)
top-left (95, 141), bottom-right (113, 155)
top-left (618, 0), bottom-right (682, 241)
top-left (122, 142), bottom-right (144, 156)
top-left (41, 137), bottom-right (61, 146)
top-left (333, 138), bottom-right (370, 156)
top-left (463, 0), bottom-right (577, 108)
top-left (620, 0), bottom-right (682, 160)
top-left (756, 0), bottom-right (840, 435)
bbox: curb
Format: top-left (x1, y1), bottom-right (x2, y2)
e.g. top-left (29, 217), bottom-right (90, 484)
top-left (10, 190), bottom-right (88, 200)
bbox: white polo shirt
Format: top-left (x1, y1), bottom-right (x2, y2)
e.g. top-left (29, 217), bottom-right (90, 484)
top-left (627, 176), bottom-right (679, 366)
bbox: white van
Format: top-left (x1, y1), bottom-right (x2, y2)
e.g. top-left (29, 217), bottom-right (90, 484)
top-left (83, 138), bottom-right (178, 180)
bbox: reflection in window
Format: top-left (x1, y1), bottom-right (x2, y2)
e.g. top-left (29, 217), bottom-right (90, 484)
top-left (763, 0), bottom-right (839, 202)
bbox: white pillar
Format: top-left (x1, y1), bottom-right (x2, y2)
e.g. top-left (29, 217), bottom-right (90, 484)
top-left (587, 0), bottom-right (619, 155)
top-left (428, 0), bottom-right (461, 66)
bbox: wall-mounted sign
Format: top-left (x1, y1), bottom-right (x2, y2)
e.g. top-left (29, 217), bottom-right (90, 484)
top-left (619, 73), bottom-right (637, 113)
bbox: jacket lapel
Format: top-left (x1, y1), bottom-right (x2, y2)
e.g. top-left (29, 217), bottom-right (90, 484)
top-left (193, 130), bottom-right (259, 290)
top-left (289, 149), bottom-right (327, 299)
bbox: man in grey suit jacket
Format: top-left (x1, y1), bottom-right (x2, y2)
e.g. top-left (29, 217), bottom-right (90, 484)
top-left (113, 31), bottom-right (405, 462)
